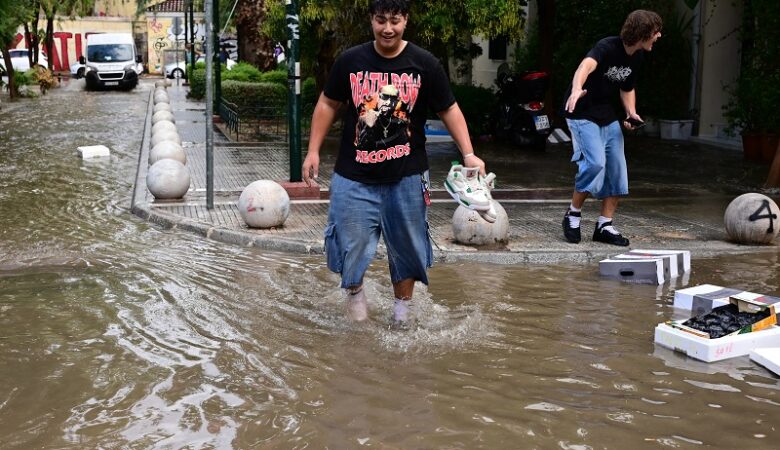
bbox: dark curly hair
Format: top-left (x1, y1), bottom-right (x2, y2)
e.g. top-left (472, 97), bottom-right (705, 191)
top-left (620, 10), bottom-right (663, 46)
top-left (369, 0), bottom-right (409, 16)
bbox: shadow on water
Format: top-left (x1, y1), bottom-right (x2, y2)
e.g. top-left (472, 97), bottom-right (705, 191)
top-left (1, 79), bottom-right (780, 448)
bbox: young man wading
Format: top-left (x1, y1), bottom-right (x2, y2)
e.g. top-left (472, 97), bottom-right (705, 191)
top-left (302, 0), bottom-right (486, 327)
top-left (562, 10), bottom-right (663, 246)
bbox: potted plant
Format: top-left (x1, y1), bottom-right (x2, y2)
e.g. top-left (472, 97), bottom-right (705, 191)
top-left (722, 0), bottom-right (780, 163)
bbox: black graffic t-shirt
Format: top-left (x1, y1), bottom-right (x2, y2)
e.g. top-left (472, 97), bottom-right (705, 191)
top-left (564, 36), bottom-right (643, 126)
top-left (324, 42), bottom-right (455, 184)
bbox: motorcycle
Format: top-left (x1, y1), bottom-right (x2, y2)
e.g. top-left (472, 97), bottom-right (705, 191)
top-left (492, 65), bottom-right (552, 150)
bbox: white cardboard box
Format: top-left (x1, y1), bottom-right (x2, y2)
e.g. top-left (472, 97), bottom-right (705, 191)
top-left (673, 284), bottom-right (780, 316)
top-left (599, 257), bottom-right (665, 284)
top-left (633, 249), bottom-right (690, 273)
top-left (612, 253), bottom-right (674, 280)
top-left (78, 145), bottom-right (110, 158)
top-left (654, 323), bottom-right (780, 362)
top-left (750, 347), bottom-right (780, 376)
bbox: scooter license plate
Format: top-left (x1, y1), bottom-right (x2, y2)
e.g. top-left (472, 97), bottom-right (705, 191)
top-left (534, 115), bottom-right (550, 131)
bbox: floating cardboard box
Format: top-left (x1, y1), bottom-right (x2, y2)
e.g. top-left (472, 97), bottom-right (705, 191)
top-left (654, 322), bottom-right (780, 362)
top-left (750, 347), bottom-right (780, 376)
top-left (632, 249), bottom-right (690, 274)
top-left (667, 295), bottom-right (778, 339)
top-left (612, 252), bottom-right (674, 280)
top-left (599, 257), bottom-right (665, 284)
top-left (673, 284), bottom-right (780, 316)
top-left (78, 145), bottom-right (110, 158)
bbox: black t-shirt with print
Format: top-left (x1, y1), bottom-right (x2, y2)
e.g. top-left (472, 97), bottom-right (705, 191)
top-left (564, 36), bottom-right (643, 126)
top-left (324, 41), bottom-right (455, 184)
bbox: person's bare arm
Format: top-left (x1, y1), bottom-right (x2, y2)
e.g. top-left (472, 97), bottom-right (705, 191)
top-left (437, 103), bottom-right (486, 174)
top-left (565, 57), bottom-right (597, 113)
top-left (303, 93), bottom-right (343, 186)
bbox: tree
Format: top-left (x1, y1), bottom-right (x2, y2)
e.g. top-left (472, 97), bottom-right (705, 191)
top-left (235, 0), bottom-right (275, 70)
top-left (0, 0), bottom-right (35, 99)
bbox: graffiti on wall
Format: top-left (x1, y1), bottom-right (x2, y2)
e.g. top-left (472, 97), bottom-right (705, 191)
top-left (11, 31), bottom-right (105, 72)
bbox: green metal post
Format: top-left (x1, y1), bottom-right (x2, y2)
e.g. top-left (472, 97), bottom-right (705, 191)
top-left (214, 0), bottom-right (221, 112)
top-left (286, 0), bottom-right (302, 182)
top-left (189, 0), bottom-right (195, 68)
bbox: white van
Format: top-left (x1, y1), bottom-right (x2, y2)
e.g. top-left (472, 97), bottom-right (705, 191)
top-left (80, 33), bottom-right (143, 90)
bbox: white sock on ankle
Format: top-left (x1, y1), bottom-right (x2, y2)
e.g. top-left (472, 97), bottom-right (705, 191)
top-left (597, 216), bottom-right (619, 234)
top-left (393, 298), bottom-right (411, 322)
top-left (569, 204), bottom-right (581, 212)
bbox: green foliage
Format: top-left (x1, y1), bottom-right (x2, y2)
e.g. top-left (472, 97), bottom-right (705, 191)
top-left (223, 62), bottom-right (263, 82)
top-left (14, 69), bottom-right (34, 86)
top-left (259, 70), bottom-right (288, 86)
top-left (451, 83), bottom-right (495, 136)
top-left (189, 68), bottom-right (207, 99)
top-left (513, 22), bottom-right (540, 73)
top-left (301, 77), bottom-right (317, 107)
top-left (221, 80), bottom-right (287, 114)
top-left (32, 65), bottom-right (57, 94)
top-left (723, 0), bottom-right (780, 133)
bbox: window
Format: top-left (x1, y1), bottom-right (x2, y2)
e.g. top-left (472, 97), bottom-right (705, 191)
top-left (488, 36), bottom-right (508, 60)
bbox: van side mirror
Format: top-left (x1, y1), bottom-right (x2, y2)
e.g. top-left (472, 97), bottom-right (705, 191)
top-left (79, 56), bottom-right (86, 64)
top-left (136, 55), bottom-right (142, 63)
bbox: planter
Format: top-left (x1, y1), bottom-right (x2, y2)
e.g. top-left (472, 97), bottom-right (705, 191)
top-left (742, 132), bottom-right (779, 164)
top-left (760, 133), bottom-right (779, 165)
top-left (659, 119), bottom-right (694, 140)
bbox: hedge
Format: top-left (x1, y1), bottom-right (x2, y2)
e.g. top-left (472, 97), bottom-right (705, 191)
top-left (221, 80), bottom-right (287, 115)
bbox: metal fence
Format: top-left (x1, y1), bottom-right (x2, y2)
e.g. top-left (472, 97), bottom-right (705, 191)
top-left (218, 99), bottom-right (314, 142)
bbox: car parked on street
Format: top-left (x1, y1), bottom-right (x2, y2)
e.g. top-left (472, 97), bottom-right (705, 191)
top-left (164, 55), bottom-right (234, 79)
top-left (70, 61), bottom-right (85, 79)
top-left (0, 49), bottom-right (48, 74)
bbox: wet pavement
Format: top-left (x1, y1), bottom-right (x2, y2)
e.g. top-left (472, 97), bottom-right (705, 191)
top-left (133, 82), bottom-right (780, 263)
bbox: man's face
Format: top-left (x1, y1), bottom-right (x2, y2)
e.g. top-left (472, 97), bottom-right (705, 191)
top-left (641, 30), bottom-right (662, 51)
top-left (371, 12), bottom-right (408, 56)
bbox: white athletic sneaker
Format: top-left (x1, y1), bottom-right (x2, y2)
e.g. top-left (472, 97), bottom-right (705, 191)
top-left (346, 289), bottom-right (368, 321)
top-left (479, 172), bottom-right (497, 223)
top-left (444, 163), bottom-right (491, 211)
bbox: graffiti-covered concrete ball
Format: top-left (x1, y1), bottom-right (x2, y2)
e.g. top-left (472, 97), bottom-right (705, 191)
top-left (238, 180), bottom-right (290, 228)
top-left (151, 130), bottom-right (181, 147)
top-left (452, 200), bottom-right (509, 246)
top-left (147, 159), bottom-right (190, 199)
top-left (149, 141), bottom-right (186, 165)
top-left (152, 120), bottom-right (177, 135)
top-left (724, 193), bottom-right (779, 244)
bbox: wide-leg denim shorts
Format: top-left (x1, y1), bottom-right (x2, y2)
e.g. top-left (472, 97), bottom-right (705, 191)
top-left (567, 119), bottom-right (628, 199)
top-left (324, 172), bottom-right (433, 289)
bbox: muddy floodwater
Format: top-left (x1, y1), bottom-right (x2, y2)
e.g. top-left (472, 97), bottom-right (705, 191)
top-left (1, 80), bottom-right (780, 449)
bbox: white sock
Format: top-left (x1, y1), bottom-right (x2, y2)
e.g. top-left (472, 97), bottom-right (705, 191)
top-left (393, 298), bottom-right (411, 321)
top-left (598, 216), bottom-right (620, 234)
top-left (569, 204), bottom-right (581, 212)
top-left (567, 205), bottom-right (581, 228)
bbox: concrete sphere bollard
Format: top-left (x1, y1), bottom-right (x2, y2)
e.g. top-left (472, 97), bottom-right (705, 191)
top-left (152, 120), bottom-right (177, 135)
top-left (147, 159), bottom-right (190, 199)
top-left (152, 110), bottom-right (175, 124)
top-left (154, 80), bottom-right (170, 88)
top-left (452, 200), bottom-right (509, 246)
top-left (153, 92), bottom-right (170, 105)
top-left (238, 180), bottom-right (290, 228)
top-left (151, 130), bottom-right (182, 147)
top-left (149, 140), bottom-right (186, 165)
top-left (724, 193), bottom-right (780, 245)
top-left (153, 102), bottom-right (172, 114)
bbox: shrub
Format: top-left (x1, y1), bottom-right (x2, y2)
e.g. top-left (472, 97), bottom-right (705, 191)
top-left (259, 70), bottom-right (288, 86)
top-left (188, 67), bottom-right (207, 99)
top-left (301, 77), bottom-right (317, 108)
top-left (221, 80), bottom-right (287, 115)
top-left (223, 62), bottom-right (263, 82)
top-left (32, 66), bottom-right (58, 95)
top-left (450, 83), bottom-right (495, 136)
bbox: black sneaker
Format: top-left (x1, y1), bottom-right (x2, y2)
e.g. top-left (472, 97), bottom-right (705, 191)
top-left (593, 221), bottom-right (630, 246)
top-left (562, 209), bottom-right (581, 243)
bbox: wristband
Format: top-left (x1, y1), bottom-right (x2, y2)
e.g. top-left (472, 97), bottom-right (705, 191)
top-left (463, 153), bottom-right (475, 158)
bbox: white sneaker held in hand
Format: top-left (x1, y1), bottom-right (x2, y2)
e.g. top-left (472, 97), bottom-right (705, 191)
top-left (444, 163), bottom-right (491, 211)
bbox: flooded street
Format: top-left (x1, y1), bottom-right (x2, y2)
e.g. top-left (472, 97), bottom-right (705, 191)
top-left (1, 80), bottom-right (780, 449)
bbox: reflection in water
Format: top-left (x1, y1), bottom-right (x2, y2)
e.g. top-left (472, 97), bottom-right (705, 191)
top-left (1, 80), bottom-right (780, 448)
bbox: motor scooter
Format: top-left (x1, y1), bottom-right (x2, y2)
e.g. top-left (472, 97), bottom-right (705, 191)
top-left (492, 67), bottom-right (552, 150)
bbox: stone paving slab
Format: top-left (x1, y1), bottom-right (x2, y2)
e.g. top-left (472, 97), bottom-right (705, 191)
top-left (132, 82), bottom-right (780, 264)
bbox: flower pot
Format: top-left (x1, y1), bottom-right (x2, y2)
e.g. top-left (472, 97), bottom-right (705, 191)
top-left (760, 133), bottom-right (779, 165)
top-left (659, 119), bottom-right (693, 140)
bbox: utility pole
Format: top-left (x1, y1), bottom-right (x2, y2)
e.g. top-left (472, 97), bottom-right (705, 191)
top-left (214, 0), bottom-right (222, 111)
top-left (286, 0), bottom-right (301, 182)
top-left (189, 0), bottom-right (195, 70)
top-left (205, 0), bottom-right (214, 209)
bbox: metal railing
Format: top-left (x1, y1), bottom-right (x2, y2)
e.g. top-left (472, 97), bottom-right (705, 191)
top-left (218, 98), bottom-right (315, 142)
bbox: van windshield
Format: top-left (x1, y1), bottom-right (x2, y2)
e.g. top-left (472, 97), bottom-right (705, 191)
top-left (87, 44), bottom-right (133, 63)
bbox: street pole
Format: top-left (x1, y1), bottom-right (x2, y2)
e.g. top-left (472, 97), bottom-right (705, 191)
top-left (205, 0), bottom-right (214, 209)
top-left (286, 0), bottom-right (301, 182)
top-left (214, 0), bottom-right (221, 113)
top-left (189, 0), bottom-right (195, 69)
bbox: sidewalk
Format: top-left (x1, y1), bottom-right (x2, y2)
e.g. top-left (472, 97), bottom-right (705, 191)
top-left (131, 82), bottom-right (780, 264)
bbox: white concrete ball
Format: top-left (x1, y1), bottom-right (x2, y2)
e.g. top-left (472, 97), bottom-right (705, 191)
top-left (153, 94), bottom-right (170, 105)
top-left (153, 102), bottom-right (172, 114)
top-left (152, 120), bottom-right (177, 135)
top-left (152, 110), bottom-right (175, 124)
top-left (238, 180), bottom-right (290, 228)
top-left (154, 80), bottom-right (170, 88)
top-left (147, 159), bottom-right (190, 199)
top-left (452, 200), bottom-right (509, 246)
top-left (724, 193), bottom-right (780, 245)
top-left (149, 140), bottom-right (186, 165)
top-left (151, 130), bottom-right (181, 147)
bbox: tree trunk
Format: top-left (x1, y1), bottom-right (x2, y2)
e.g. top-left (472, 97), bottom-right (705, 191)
top-left (45, 10), bottom-right (56, 71)
top-left (235, 0), bottom-right (275, 70)
top-left (766, 140), bottom-right (780, 188)
top-left (30, 6), bottom-right (41, 66)
top-left (1, 47), bottom-right (18, 99)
